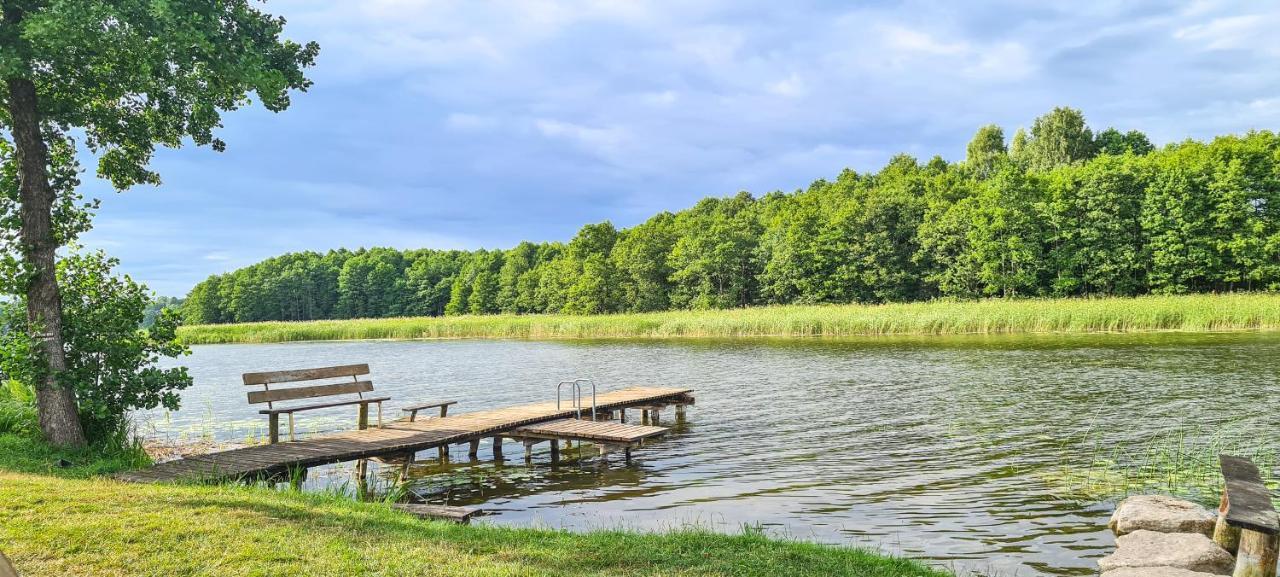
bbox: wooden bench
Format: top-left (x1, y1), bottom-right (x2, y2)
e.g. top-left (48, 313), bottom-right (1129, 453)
top-left (244, 364), bottom-right (454, 444)
top-left (1213, 454), bottom-right (1279, 577)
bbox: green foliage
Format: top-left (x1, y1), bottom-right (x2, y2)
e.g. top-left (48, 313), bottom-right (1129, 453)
top-left (0, 0), bottom-right (318, 191)
top-left (0, 251), bottom-right (193, 439)
top-left (965, 124), bottom-right (1006, 177)
top-left (181, 109), bottom-right (1280, 324)
top-left (1013, 106), bottom-right (1098, 171)
top-left (0, 381), bottom-right (37, 436)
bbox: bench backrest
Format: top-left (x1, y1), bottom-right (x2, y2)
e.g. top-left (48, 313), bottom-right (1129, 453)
top-left (1220, 454), bottom-right (1279, 535)
top-left (243, 364), bottom-right (373, 409)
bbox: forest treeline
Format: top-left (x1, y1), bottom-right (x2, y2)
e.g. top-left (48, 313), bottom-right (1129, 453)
top-left (181, 107), bottom-right (1280, 325)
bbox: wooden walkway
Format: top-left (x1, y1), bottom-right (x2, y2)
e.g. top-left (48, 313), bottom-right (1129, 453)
top-left (117, 386), bottom-right (693, 484)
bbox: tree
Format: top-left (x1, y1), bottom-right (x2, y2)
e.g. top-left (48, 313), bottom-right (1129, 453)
top-left (1096, 128), bottom-right (1155, 156)
top-left (965, 124), bottom-right (1006, 178)
top-left (0, 250), bottom-right (192, 440)
top-left (0, 1), bottom-right (317, 446)
top-left (1014, 107), bottom-right (1097, 172)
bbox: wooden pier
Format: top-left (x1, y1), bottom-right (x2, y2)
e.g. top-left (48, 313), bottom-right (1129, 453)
top-left (116, 386), bottom-right (694, 484)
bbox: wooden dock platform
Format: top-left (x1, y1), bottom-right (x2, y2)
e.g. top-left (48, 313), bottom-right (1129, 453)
top-left (116, 386), bottom-right (693, 484)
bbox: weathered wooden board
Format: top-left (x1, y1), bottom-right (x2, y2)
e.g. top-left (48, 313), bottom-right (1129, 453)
top-left (243, 364), bottom-right (370, 385)
top-left (247, 381), bottom-right (374, 404)
top-left (392, 503), bottom-right (479, 523)
top-left (1221, 454), bottom-right (1280, 535)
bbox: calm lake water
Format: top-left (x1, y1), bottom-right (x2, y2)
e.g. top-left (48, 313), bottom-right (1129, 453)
top-left (146, 333), bottom-right (1280, 576)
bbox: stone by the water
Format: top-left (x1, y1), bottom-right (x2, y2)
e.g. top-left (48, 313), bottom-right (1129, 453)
top-left (1109, 495), bottom-right (1217, 537)
top-left (1098, 530), bottom-right (1235, 575)
top-left (1102, 568), bottom-right (1234, 577)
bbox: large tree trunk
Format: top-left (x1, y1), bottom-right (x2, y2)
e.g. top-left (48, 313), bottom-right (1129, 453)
top-left (6, 75), bottom-right (86, 447)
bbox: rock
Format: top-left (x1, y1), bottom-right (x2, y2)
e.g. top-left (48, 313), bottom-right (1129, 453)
top-left (1098, 530), bottom-right (1235, 575)
top-left (1102, 568), bottom-right (1230, 577)
top-left (1109, 495), bottom-right (1217, 536)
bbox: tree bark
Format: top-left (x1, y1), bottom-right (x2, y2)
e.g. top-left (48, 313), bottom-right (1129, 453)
top-left (5, 74), bottom-right (86, 447)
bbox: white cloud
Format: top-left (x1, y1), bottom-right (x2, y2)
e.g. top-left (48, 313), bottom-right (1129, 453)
top-left (767, 73), bottom-right (806, 98)
top-left (445, 112), bottom-right (499, 131)
top-left (881, 25), bottom-right (967, 55)
top-left (1174, 14), bottom-right (1273, 51)
top-left (534, 119), bottom-right (628, 156)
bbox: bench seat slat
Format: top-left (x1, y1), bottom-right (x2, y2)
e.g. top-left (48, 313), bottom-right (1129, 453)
top-left (248, 381), bottom-right (375, 404)
top-left (243, 364), bottom-right (370, 385)
top-left (1220, 454), bottom-right (1279, 534)
top-left (259, 396), bottom-right (391, 415)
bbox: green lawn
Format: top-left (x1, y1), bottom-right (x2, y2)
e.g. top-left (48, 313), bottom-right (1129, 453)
top-left (177, 293), bottom-right (1280, 344)
top-left (0, 434), bottom-right (946, 577)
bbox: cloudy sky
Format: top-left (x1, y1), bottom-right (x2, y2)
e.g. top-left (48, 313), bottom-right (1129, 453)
top-left (78, 0), bottom-right (1280, 296)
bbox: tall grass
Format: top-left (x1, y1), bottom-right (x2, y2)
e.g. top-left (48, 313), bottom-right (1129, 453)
top-left (178, 293), bottom-right (1280, 344)
top-left (1041, 424), bottom-right (1279, 507)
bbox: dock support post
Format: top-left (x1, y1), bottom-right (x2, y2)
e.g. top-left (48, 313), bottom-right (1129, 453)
top-left (651, 409), bottom-right (659, 425)
top-left (357, 404), bottom-right (369, 430)
top-left (355, 459), bottom-right (368, 500)
top-left (676, 404), bottom-right (686, 422)
top-left (1235, 530), bottom-right (1279, 577)
top-left (619, 409), bottom-right (626, 424)
top-left (624, 446), bottom-right (632, 463)
top-left (492, 436), bottom-right (504, 461)
top-left (550, 440), bottom-right (560, 463)
top-left (524, 439), bottom-right (535, 463)
top-left (1215, 494), bottom-right (1242, 553)
top-left (468, 439), bottom-right (480, 460)
top-left (268, 413), bottom-right (280, 444)
top-left (397, 452), bottom-right (415, 483)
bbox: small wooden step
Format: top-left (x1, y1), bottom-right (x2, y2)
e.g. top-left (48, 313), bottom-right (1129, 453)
top-left (392, 503), bottom-right (480, 524)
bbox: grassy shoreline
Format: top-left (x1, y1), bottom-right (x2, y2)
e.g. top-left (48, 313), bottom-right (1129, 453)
top-left (0, 434), bottom-right (945, 577)
top-left (177, 293), bottom-right (1280, 344)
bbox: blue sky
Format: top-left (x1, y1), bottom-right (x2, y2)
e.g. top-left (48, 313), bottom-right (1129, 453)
top-left (78, 0), bottom-right (1280, 296)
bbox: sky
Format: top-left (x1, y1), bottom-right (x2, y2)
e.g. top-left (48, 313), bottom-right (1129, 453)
top-left (76, 0), bottom-right (1280, 296)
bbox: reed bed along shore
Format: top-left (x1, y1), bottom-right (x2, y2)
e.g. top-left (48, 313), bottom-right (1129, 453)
top-left (176, 293), bottom-right (1280, 344)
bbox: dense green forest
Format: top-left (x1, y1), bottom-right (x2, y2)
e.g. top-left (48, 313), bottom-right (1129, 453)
top-left (181, 107), bottom-right (1280, 325)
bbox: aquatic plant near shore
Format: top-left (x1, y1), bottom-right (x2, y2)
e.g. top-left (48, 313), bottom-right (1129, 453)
top-left (1041, 424), bottom-right (1279, 507)
top-left (176, 293), bottom-right (1280, 344)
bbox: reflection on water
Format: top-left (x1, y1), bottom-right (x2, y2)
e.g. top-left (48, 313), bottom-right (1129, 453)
top-left (148, 332), bottom-right (1280, 576)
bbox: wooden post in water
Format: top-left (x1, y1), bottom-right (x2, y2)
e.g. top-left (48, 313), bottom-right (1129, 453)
top-left (619, 409), bottom-right (626, 424)
top-left (675, 404), bottom-right (686, 422)
top-left (357, 404), bottom-right (369, 430)
top-left (492, 436), bottom-right (504, 461)
top-left (550, 440), bottom-right (560, 463)
top-left (1218, 455), bottom-right (1280, 577)
top-left (468, 439), bottom-right (480, 460)
top-left (1236, 531), bottom-right (1279, 577)
top-left (1216, 493), bottom-right (1242, 553)
top-left (355, 458), bottom-right (368, 500)
top-left (523, 439), bottom-right (535, 462)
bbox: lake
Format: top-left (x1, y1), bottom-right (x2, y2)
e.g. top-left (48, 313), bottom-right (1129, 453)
top-left (147, 332), bottom-right (1280, 576)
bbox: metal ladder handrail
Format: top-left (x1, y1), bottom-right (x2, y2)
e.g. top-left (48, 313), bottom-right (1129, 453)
top-left (555, 377), bottom-right (598, 420)
top-left (575, 378), bottom-right (597, 420)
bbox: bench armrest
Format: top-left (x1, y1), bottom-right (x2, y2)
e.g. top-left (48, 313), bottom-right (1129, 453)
top-left (401, 400), bottom-right (458, 412)
top-left (402, 399), bottom-right (458, 421)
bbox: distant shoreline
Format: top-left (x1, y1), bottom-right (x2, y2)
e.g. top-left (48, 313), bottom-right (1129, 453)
top-left (176, 293), bottom-right (1280, 344)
